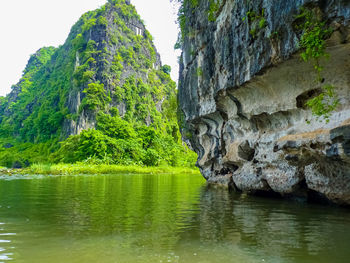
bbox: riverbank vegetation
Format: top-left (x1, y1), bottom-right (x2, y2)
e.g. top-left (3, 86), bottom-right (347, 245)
top-left (0, 163), bottom-right (200, 176)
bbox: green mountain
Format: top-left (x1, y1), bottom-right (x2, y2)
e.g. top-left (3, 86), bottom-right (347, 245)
top-left (0, 0), bottom-right (196, 168)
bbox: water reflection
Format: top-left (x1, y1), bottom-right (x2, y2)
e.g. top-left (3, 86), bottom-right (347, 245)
top-left (0, 174), bottom-right (349, 263)
top-left (196, 185), bottom-right (350, 263)
top-left (0, 223), bottom-right (14, 262)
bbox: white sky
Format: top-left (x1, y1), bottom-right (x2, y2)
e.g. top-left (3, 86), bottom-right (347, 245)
top-left (0, 0), bottom-right (180, 96)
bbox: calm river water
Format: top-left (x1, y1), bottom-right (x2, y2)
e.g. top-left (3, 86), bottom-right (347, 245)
top-left (0, 173), bottom-right (349, 263)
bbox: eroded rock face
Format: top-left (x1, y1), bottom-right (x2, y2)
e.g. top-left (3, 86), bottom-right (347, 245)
top-left (63, 2), bottom-right (162, 136)
top-left (178, 0), bottom-right (350, 205)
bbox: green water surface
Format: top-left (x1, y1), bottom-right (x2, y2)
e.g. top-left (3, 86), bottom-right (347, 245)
top-left (0, 173), bottom-right (349, 263)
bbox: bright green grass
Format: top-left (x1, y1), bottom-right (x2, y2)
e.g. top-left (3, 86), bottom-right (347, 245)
top-left (15, 163), bottom-right (200, 176)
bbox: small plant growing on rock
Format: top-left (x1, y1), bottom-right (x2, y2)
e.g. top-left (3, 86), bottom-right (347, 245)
top-left (296, 7), bottom-right (332, 81)
top-left (269, 31), bottom-right (280, 40)
top-left (208, 0), bottom-right (221, 22)
top-left (243, 8), bottom-right (267, 39)
top-left (173, 0), bottom-right (222, 49)
top-left (296, 6), bottom-right (338, 122)
top-left (305, 84), bottom-right (339, 122)
top-left (196, 67), bottom-right (203, 77)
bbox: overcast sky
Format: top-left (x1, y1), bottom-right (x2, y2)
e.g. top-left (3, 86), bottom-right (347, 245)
top-left (0, 0), bottom-right (180, 96)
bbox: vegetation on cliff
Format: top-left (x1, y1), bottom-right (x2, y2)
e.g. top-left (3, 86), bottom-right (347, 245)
top-left (0, 0), bottom-right (197, 168)
top-left (175, 0), bottom-right (339, 121)
top-left (174, 0), bottom-right (220, 48)
top-left (295, 6), bottom-right (339, 122)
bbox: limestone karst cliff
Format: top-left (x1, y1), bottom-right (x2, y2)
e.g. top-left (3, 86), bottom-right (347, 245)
top-left (2, 0), bottom-right (163, 139)
top-left (0, 0), bottom-right (196, 167)
top-left (178, 0), bottom-right (350, 205)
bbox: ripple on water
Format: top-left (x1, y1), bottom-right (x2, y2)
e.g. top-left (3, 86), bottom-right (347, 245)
top-left (0, 253), bottom-right (13, 260)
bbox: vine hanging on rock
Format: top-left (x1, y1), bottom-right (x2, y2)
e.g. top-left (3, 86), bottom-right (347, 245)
top-left (296, 6), bottom-right (339, 122)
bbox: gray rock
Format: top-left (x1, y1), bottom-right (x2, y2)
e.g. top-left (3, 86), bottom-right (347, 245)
top-left (179, 0), bottom-right (350, 205)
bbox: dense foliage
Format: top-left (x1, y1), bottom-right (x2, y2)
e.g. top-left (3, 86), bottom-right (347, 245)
top-left (53, 112), bottom-right (195, 167)
top-left (0, 0), bottom-right (197, 168)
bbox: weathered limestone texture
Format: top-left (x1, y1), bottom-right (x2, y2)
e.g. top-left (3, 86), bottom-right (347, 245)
top-left (62, 1), bottom-right (162, 136)
top-left (178, 0), bottom-right (350, 205)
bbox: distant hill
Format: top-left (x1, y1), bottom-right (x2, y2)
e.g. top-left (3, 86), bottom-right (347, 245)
top-left (0, 0), bottom-right (196, 168)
